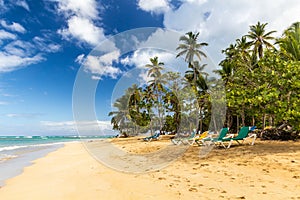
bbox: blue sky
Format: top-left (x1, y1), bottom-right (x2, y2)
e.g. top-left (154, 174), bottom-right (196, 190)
top-left (0, 0), bottom-right (299, 135)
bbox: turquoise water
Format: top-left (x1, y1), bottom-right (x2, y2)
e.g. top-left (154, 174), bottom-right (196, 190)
top-left (0, 135), bottom-right (115, 186)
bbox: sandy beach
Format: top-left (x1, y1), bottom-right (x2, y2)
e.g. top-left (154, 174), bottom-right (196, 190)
top-left (0, 137), bottom-right (299, 200)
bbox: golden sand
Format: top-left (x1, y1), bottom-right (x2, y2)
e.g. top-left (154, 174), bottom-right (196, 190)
top-left (0, 137), bottom-right (299, 199)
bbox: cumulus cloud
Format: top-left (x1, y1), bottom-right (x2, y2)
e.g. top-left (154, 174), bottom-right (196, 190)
top-left (157, 0), bottom-right (300, 64)
top-left (121, 49), bottom-right (174, 68)
top-left (120, 48), bottom-right (183, 85)
top-left (55, 0), bottom-right (99, 19)
top-left (137, 0), bottom-right (170, 14)
top-left (58, 16), bottom-right (105, 46)
top-left (76, 51), bottom-right (122, 80)
top-left (0, 20), bottom-right (26, 33)
top-left (56, 0), bottom-right (106, 47)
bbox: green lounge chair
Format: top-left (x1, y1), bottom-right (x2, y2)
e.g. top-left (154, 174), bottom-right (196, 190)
top-left (171, 131), bottom-right (197, 145)
top-left (205, 127), bottom-right (229, 148)
top-left (222, 126), bottom-right (256, 148)
top-left (143, 132), bottom-right (160, 142)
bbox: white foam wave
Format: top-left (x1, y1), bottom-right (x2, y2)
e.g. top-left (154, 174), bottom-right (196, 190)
top-left (0, 142), bottom-right (71, 152)
top-left (0, 154), bottom-right (18, 162)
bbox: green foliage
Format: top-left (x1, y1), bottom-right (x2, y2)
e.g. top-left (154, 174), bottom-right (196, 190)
top-left (220, 21), bottom-right (300, 133)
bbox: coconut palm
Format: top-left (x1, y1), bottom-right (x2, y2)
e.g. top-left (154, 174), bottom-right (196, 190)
top-left (108, 93), bottom-right (131, 137)
top-left (145, 56), bottom-right (164, 77)
top-left (185, 61), bottom-right (208, 89)
top-left (277, 22), bottom-right (300, 61)
top-left (246, 21), bottom-right (276, 59)
top-left (176, 31), bottom-right (208, 66)
top-left (145, 57), bottom-right (167, 132)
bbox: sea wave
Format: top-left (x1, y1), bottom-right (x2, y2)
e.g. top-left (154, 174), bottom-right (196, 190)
top-left (0, 154), bottom-right (18, 162)
top-left (0, 142), bottom-right (69, 153)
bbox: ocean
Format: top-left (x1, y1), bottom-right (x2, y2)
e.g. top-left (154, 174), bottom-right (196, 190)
top-left (0, 135), bottom-right (113, 186)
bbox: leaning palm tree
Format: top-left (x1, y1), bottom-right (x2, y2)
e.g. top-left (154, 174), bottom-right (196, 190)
top-left (108, 93), bottom-right (131, 137)
top-left (246, 21), bottom-right (276, 59)
top-left (176, 31), bottom-right (208, 67)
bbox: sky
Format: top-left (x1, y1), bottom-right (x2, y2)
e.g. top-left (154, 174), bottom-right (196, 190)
top-left (0, 0), bottom-right (299, 136)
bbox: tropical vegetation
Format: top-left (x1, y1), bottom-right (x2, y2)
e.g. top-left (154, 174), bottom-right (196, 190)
top-left (109, 21), bottom-right (300, 140)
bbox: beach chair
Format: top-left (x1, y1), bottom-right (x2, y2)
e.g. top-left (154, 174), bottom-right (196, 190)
top-left (143, 132), bottom-right (160, 142)
top-left (194, 131), bottom-right (209, 146)
top-left (223, 126), bottom-right (257, 148)
top-left (171, 131), bottom-right (197, 145)
top-left (205, 127), bottom-right (230, 148)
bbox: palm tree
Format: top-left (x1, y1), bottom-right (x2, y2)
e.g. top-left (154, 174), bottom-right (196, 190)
top-left (145, 57), bottom-right (167, 132)
top-left (185, 61), bottom-right (208, 88)
top-left (246, 21), bottom-right (276, 59)
top-left (277, 22), bottom-right (300, 61)
top-left (236, 36), bottom-right (252, 61)
top-left (176, 31), bottom-right (208, 67)
top-left (108, 93), bottom-right (131, 137)
top-left (145, 56), bottom-right (164, 78)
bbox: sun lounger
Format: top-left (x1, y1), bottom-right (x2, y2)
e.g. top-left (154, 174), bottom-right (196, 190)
top-left (143, 132), bottom-right (160, 142)
top-left (205, 127), bottom-right (230, 148)
top-left (194, 131), bottom-right (209, 146)
top-left (171, 131), bottom-right (197, 145)
top-left (223, 126), bottom-right (257, 148)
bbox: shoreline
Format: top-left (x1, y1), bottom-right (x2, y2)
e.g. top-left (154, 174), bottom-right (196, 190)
top-left (0, 138), bottom-right (299, 199)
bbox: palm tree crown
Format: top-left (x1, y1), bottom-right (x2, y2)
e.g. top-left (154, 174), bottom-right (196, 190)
top-left (246, 21), bottom-right (276, 59)
top-left (176, 31), bottom-right (208, 65)
top-left (277, 22), bottom-right (300, 61)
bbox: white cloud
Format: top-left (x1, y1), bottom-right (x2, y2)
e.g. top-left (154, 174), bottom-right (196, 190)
top-left (58, 15), bottom-right (105, 47)
top-left (0, 52), bottom-right (44, 72)
top-left (121, 49), bottom-right (174, 68)
top-left (161, 0), bottom-right (300, 64)
top-left (137, 0), bottom-right (170, 14)
top-left (0, 30), bottom-right (16, 40)
top-left (120, 48), bottom-right (182, 84)
top-left (55, 0), bottom-right (99, 20)
top-left (15, 0), bottom-right (30, 11)
top-left (4, 40), bottom-right (35, 57)
top-left (0, 20), bottom-right (26, 33)
top-left (33, 36), bottom-right (61, 53)
top-left (76, 51), bottom-right (122, 80)
top-left (56, 0), bottom-right (106, 47)
top-left (0, 38), bottom-right (60, 73)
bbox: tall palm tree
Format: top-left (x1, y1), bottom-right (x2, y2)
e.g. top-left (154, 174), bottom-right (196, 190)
top-left (145, 57), bottom-right (167, 132)
top-left (277, 22), bottom-right (300, 61)
top-left (176, 31), bottom-right (208, 67)
top-left (246, 21), bottom-right (276, 59)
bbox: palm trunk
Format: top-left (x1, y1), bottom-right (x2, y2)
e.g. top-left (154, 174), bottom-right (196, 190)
top-left (236, 115), bottom-right (239, 132)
